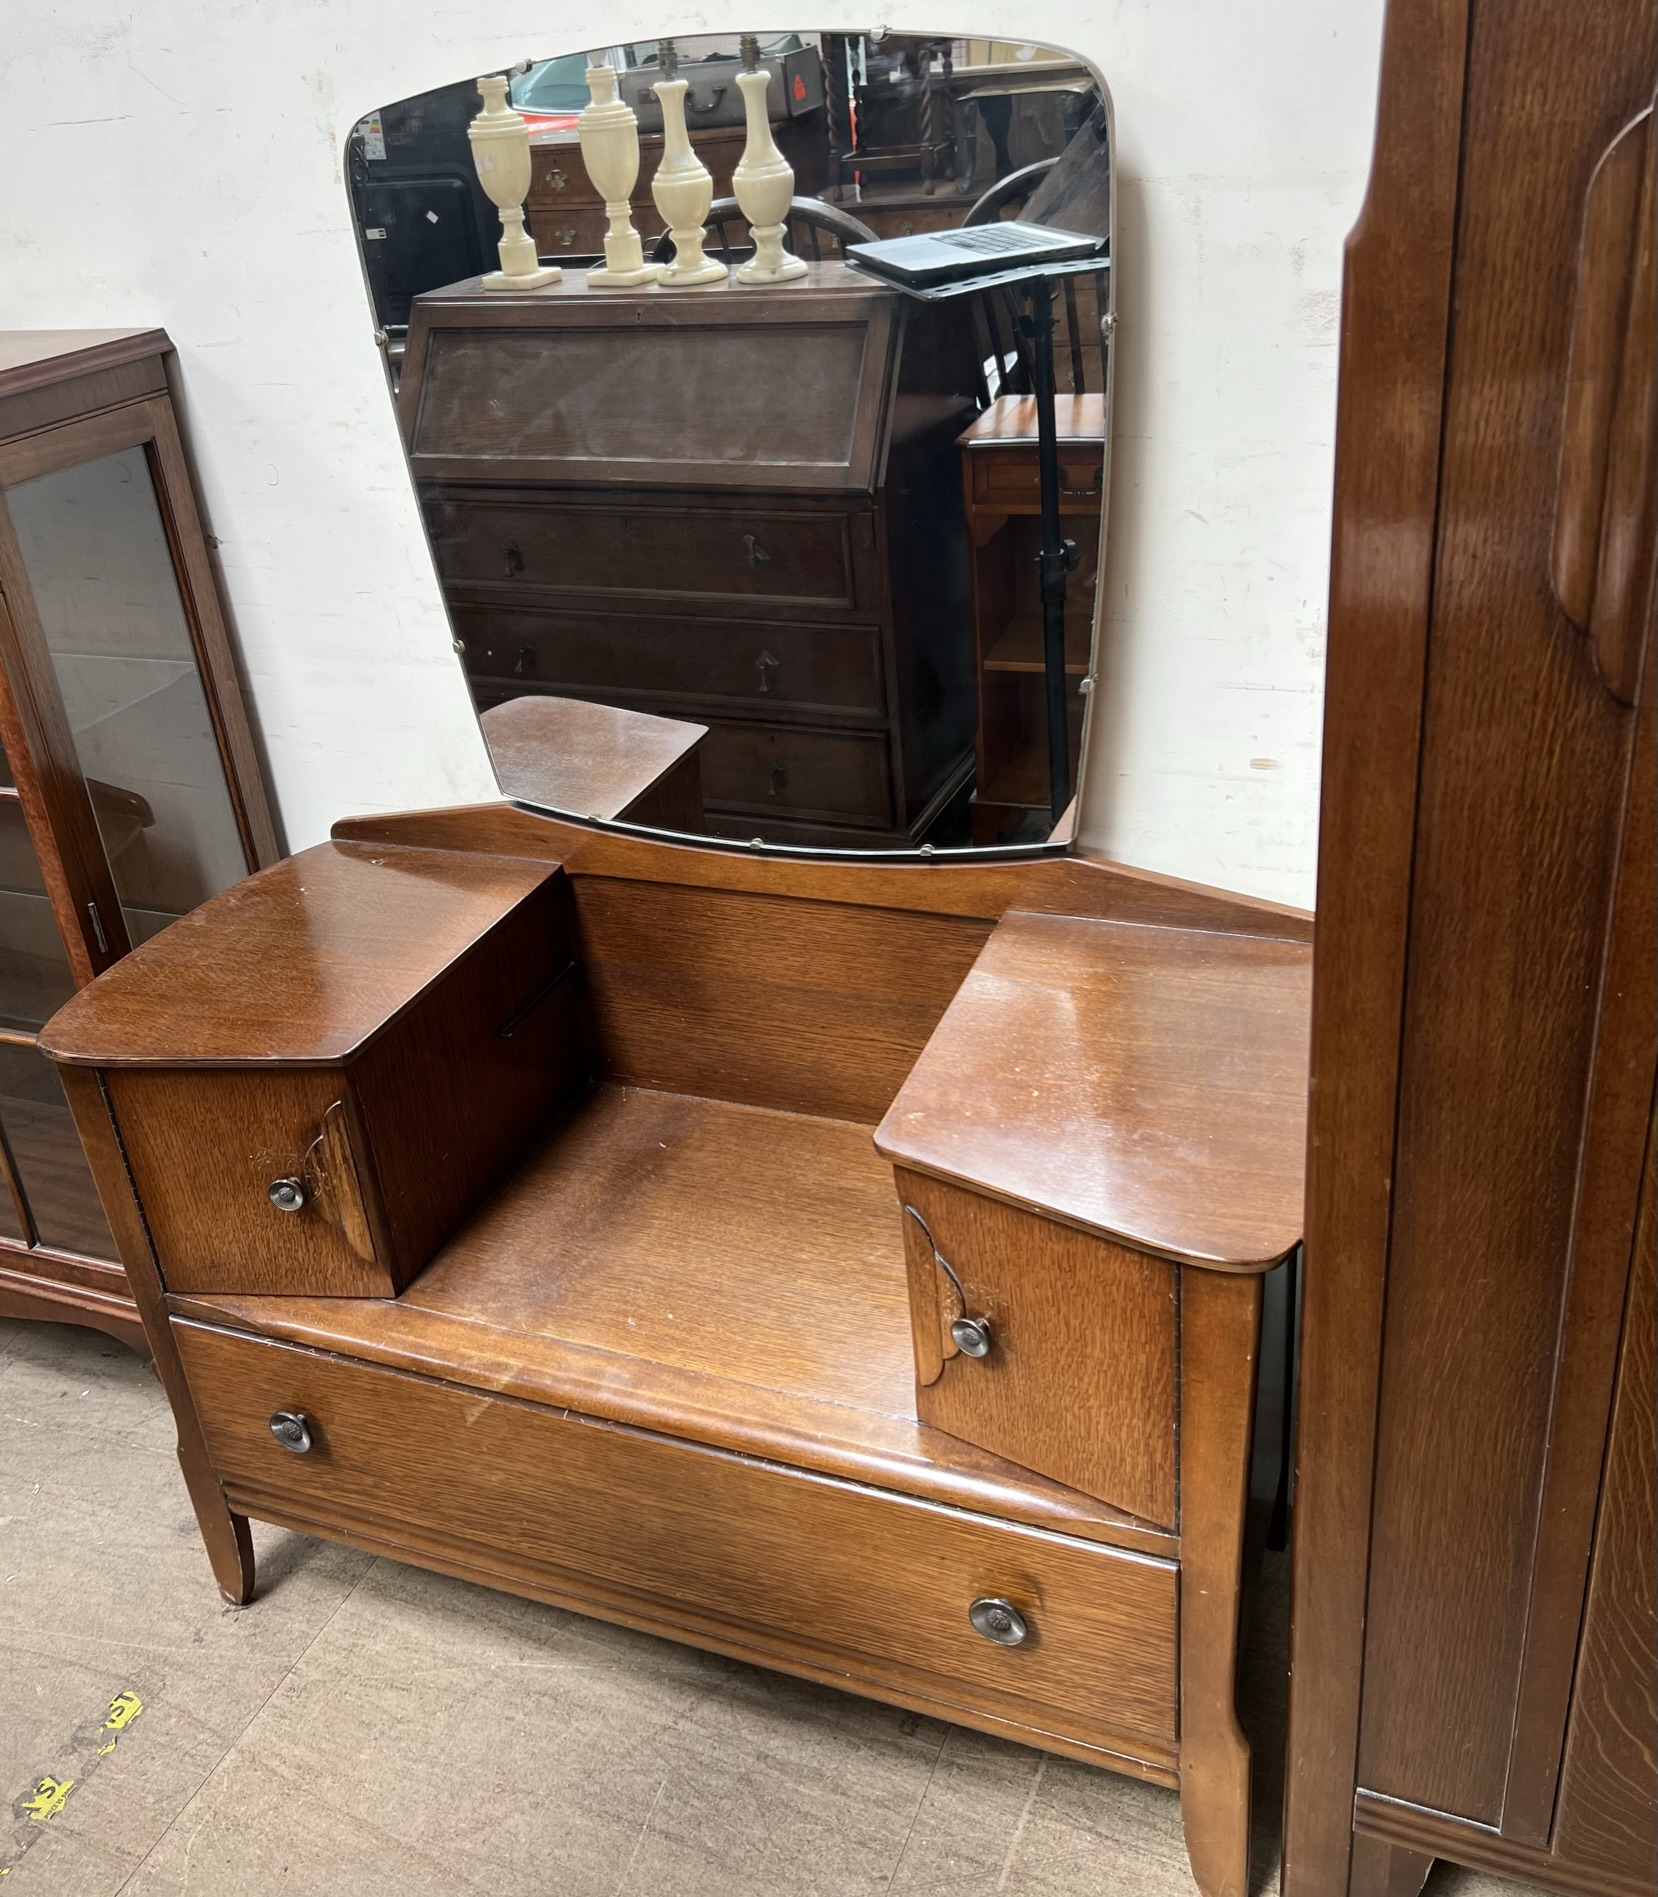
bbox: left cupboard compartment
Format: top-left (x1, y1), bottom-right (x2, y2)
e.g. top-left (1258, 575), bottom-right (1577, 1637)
top-left (0, 330), bottom-right (280, 1347)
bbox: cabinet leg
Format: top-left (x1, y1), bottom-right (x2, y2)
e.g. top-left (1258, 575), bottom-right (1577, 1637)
top-left (1348, 1834), bottom-right (1433, 1897)
top-left (1178, 1269), bottom-right (1263, 1897)
top-left (177, 1441), bottom-right (255, 1605)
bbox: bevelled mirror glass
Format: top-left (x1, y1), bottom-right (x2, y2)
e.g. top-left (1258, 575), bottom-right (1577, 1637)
top-left (350, 34), bottom-right (1113, 854)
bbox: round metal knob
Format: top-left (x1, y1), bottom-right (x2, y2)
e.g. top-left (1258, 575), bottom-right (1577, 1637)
top-left (950, 1314), bottom-right (993, 1358)
top-left (267, 1177), bottom-right (306, 1213)
top-left (968, 1597), bottom-right (1028, 1647)
top-left (269, 1411), bottom-right (313, 1454)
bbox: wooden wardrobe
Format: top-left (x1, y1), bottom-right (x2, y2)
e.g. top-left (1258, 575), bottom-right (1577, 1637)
top-left (1283, 0), bottom-right (1656, 1889)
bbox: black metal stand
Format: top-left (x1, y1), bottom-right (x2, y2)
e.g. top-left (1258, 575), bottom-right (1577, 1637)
top-left (1024, 278), bottom-right (1078, 824)
top-left (854, 252), bottom-right (1105, 831)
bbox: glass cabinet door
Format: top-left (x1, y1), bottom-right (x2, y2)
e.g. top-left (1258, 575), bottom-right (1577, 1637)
top-left (0, 393), bottom-right (277, 1276)
top-left (6, 443), bottom-right (253, 947)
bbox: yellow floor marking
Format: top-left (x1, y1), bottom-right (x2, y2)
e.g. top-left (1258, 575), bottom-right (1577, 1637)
top-left (19, 1778), bottom-right (73, 1823)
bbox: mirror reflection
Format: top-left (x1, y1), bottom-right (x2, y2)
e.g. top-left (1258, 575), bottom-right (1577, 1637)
top-left (352, 34), bottom-right (1113, 850)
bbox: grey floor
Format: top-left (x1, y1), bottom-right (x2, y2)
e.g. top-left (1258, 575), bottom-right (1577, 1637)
top-left (1, 1318), bottom-right (1550, 1897)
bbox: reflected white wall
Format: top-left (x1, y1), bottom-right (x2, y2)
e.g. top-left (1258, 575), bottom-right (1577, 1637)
top-left (0, 1), bottom-right (1386, 904)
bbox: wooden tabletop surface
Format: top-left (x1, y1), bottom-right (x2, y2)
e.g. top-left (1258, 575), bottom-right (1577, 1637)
top-left (875, 911), bottom-right (1312, 1270)
top-left (481, 695), bottom-right (706, 820)
top-left (957, 393), bottom-right (1107, 449)
top-left (40, 841), bottom-right (559, 1067)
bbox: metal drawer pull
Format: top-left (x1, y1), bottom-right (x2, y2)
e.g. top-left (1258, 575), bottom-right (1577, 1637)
top-left (269, 1411), bottom-right (313, 1454)
top-left (504, 539), bottom-right (525, 576)
top-left (756, 650), bottom-right (780, 693)
top-left (267, 1177), bottom-right (305, 1213)
top-left (904, 1205), bottom-right (993, 1359)
top-left (743, 533), bottom-right (771, 569)
top-left (512, 644), bottom-right (536, 676)
top-left (968, 1597), bottom-right (1028, 1646)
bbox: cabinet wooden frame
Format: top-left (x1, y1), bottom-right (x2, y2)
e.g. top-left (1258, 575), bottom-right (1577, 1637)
top-left (1281, 0), bottom-right (1657, 1886)
top-left (0, 332), bottom-right (280, 1353)
top-left (44, 802), bottom-right (1311, 1897)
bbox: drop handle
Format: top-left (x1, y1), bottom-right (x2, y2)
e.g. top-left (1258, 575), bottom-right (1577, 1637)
top-left (743, 533), bottom-right (771, 570)
top-left (504, 540), bottom-right (525, 576)
top-left (767, 761), bottom-right (789, 798)
top-left (269, 1411), bottom-right (313, 1454)
top-left (968, 1597), bottom-right (1028, 1647)
top-left (512, 644), bottom-right (537, 676)
top-left (904, 1205), bottom-right (993, 1359)
top-left (756, 650), bottom-right (780, 693)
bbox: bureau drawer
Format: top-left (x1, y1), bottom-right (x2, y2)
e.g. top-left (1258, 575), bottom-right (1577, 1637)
top-left (456, 608), bottom-right (886, 719)
top-left (699, 722), bottom-right (894, 828)
top-left (895, 1170), bottom-right (1178, 1529)
top-left (179, 1321), bottom-right (1178, 1754)
top-left (426, 498), bottom-right (867, 612)
top-left (970, 449), bottom-right (1105, 509)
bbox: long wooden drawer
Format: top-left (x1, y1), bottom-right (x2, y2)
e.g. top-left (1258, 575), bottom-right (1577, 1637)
top-left (454, 607), bottom-right (887, 720)
top-left (425, 496), bottom-right (869, 613)
top-left (177, 1321), bottom-right (1179, 1755)
top-left (698, 722), bottom-right (895, 828)
top-left (970, 449), bottom-right (1106, 509)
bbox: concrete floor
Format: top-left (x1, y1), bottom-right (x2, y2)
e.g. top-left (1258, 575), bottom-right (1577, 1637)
top-left (2, 1317), bottom-right (1551, 1897)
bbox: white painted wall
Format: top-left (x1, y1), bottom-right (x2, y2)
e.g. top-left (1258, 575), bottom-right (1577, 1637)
top-left (0, 0), bottom-right (1385, 904)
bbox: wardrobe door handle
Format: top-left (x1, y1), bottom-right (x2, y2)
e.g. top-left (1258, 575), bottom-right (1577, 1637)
top-left (1551, 107), bottom-right (1655, 706)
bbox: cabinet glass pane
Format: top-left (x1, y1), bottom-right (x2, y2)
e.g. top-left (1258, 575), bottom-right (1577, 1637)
top-left (6, 446), bottom-right (249, 943)
top-left (0, 1042), bottom-right (114, 1257)
top-left (0, 799), bottom-right (76, 1032)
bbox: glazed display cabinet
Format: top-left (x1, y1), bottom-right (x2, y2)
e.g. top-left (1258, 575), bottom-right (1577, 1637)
top-left (0, 330), bottom-right (279, 1350)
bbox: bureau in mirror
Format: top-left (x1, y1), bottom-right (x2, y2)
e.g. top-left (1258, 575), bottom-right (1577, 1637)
top-left (352, 33), bottom-right (1115, 849)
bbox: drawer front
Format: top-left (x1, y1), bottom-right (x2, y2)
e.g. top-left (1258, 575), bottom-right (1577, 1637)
top-left (526, 207), bottom-right (610, 258)
top-left (427, 498), bottom-right (866, 612)
top-left (179, 1322), bottom-right (1178, 1752)
top-left (108, 1068), bottom-right (393, 1300)
top-left (456, 608), bottom-right (887, 719)
top-left (699, 722), bottom-right (894, 829)
top-left (970, 449), bottom-right (1106, 509)
top-left (897, 1171), bottom-right (1178, 1529)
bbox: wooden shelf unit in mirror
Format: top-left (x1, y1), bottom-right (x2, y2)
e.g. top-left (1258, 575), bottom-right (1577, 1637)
top-left (43, 799), bottom-right (1311, 1897)
top-left (399, 265), bottom-right (984, 848)
top-left (0, 330), bottom-right (279, 1353)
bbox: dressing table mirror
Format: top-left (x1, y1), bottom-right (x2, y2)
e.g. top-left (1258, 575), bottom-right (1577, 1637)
top-left (37, 32), bottom-right (1313, 1897)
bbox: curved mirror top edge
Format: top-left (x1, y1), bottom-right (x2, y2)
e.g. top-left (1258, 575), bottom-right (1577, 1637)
top-left (351, 30), bottom-right (1114, 858)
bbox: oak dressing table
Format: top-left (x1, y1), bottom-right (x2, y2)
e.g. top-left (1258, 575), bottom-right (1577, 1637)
top-left (41, 801), bottom-right (1309, 1897)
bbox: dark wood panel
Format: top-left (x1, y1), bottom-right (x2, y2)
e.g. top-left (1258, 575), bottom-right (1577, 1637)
top-left (426, 493), bottom-right (867, 613)
top-left (457, 608), bottom-right (887, 721)
top-left (1552, 1113), bottom-right (1658, 1879)
top-left (1353, 1792), bottom-right (1656, 1897)
top-left (573, 874), bottom-right (991, 1122)
top-left (897, 1169), bottom-right (1177, 1528)
top-left (178, 1320), bottom-right (1182, 1754)
top-left (1352, 0), bottom-right (1657, 1825)
top-left (697, 720), bottom-right (894, 829)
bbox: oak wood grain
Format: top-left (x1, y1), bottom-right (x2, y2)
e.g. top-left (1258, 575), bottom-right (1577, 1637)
top-left (1178, 1267), bottom-right (1263, 1897)
top-left (328, 802), bottom-right (1316, 942)
top-left (1552, 1111), bottom-right (1658, 1880)
top-left (481, 694), bottom-right (706, 827)
top-left (575, 873), bottom-right (988, 1121)
top-left (876, 912), bottom-right (1310, 1269)
top-left (54, 1064), bottom-right (254, 1604)
top-left (895, 1168), bottom-right (1176, 1528)
top-left (178, 1319), bottom-right (1182, 1754)
top-left (40, 842), bottom-right (565, 1067)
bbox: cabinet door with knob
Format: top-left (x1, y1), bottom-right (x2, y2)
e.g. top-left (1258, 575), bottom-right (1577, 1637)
top-left (0, 329), bottom-right (280, 1351)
